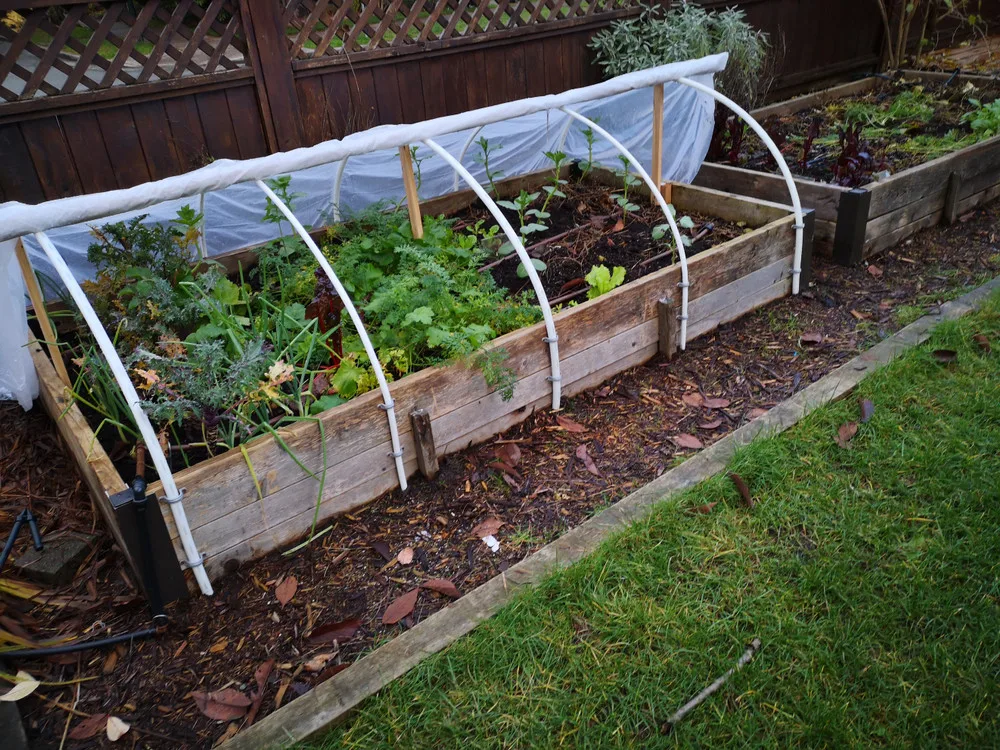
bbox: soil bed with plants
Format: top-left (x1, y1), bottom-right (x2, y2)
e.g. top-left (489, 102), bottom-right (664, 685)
top-left (8, 197), bottom-right (1000, 748)
top-left (694, 71), bottom-right (1000, 263)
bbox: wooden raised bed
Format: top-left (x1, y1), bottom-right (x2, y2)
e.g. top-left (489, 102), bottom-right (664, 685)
top-left (31, 177), bottom-right (812, 588)
top-left (693, 73), bottom-right (1000, 264)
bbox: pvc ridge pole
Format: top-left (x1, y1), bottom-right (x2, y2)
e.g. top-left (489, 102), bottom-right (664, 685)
top-left (332, 157), bottom-right (350, 222)
top-left (677, 77), bottom-right (805, 294)
top-left (33, 231), bottom-right (214, 596)
top-left (560, 107), bottom-right (692, 350)
top-left (455, 126), bottom-right (485, 193)
top-left (255, 180), bottom-right (408, 491)
top-left (421, 138), bottom-right (563, 411)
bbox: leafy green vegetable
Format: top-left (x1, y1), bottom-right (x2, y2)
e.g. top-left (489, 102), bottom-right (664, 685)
top-left (585, 265), bottom-right (626, 300)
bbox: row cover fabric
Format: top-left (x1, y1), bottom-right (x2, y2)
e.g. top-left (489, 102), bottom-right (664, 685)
top-left (0, 240), bottom-right (39, 409)
top-left (0, 53), bottom-right (725, 407)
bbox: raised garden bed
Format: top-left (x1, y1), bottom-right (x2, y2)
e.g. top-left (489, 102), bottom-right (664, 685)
top-left (693, 71), bottom-right (1000, 264)
top-left (30, 170), bottom-right (810, 588)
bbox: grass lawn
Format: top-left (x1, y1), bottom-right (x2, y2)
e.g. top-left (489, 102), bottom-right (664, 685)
top-left (309, 290), bottom-right (1000, 749)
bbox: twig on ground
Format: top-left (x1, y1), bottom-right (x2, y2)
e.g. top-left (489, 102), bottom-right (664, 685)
top-left (662, 637), bottom-right (763, 734)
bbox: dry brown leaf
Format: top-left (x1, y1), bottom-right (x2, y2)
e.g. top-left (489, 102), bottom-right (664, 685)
top-left (209, 638), bottom-right (228, 654)
top-left (555, 415), bottom-right (587, 433)
top-left (214, 723), bottom-right (240, 747)
top-left (275, 576), bottom-right (297, 607)
top-left (974, 334), bottom-right (992, 353)
top-left (383, 588), bottom-right (419, 625)
top-left (575, 444), bottom-right (601, 476)
top-left (315, 663), bottom-right (350, 683)
top-left (698, 419), bottom-right (723, 430)
top-left (422, 578), bottom-right (462, 599)
top-left (308, 617), bottom-right (362, 645)
top-left (494, 443), bottom-right (522, 467)
top-left (932, 349), bottom-right (958, 363)
top-left (612, 218), bottom-right (625, 232)
top-left (245, 659), bottom-right (275, 727)
top-left (681, 392), bottom-right (704, 407)
top-left (369, 540), bottom-right (393, 561)
top-left (106, 716), bottom-right (130, 742)
top-left (835, 421), bottom-right (859, 448)
top-left (749, 407), bottom-right (769, 419)
top-left (867, 263), bottom-right (883, 278)
top-left (304, 652), bottom-right (336, 672)
top-left (471, 517), bottom-right (504, 538)
top-left (69, 714), bottom-right (109, 740)
top-left (703, 397), bottom-right (731, 409)
top-left (192, 689), bottom-right (252, 722)
top-left (397, 547), bottom-right (414, 565)
top-left (687, 502), bottom-right (718, 515)
top-left (671, 433), bottom-right (703, 450)
top-left (729, 473), bottom-right (754, 508)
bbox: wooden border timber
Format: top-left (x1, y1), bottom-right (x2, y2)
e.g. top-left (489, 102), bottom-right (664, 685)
top-left (693, 71), bottom-right (1000, 264)
top-left (31, 178), bottom-right (809, 589)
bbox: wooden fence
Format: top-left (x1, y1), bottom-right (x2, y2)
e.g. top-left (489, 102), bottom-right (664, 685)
top-left (0, 0), bottom-right (996, 205)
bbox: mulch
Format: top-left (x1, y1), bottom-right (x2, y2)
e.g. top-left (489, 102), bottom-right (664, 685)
top-left (4, 198), bottom-right (1000, 748)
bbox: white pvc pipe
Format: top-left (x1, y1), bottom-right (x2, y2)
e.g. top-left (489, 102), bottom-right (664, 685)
top-left (332, 157), bottom-right (349, 222)
top-left (455, 126), bottom-right (485, 192)
top-left (198, 192), bottom-right (208, 260)
top-left (556, 116), bottom-right (574, 154)
top-left (561, 108), bottom-right (692, 349)
top-left (34, 231), bottom-right (214, 596)
top-left (422, 138), bottom-right (563, 411)
top-left (677, 77), bottom-right (804, 294)
top-left (255, 181), bottom-right (408, 491)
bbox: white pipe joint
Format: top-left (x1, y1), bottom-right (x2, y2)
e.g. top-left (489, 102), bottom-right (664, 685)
top-left (421, 138), bottom-right (563, 411)
top-left (255, 180), bottom-right (408, 491)
top-left (677, 77), bottom-right (805, 294)
top-left (560, 107), bottom-right (692, 349)
top-left (34, 231), bottom-right (214, 596)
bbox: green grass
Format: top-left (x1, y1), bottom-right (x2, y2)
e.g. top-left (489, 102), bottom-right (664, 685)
top-left (30, 26), bottom-right (154, 60)
top-left (309, 289), bottom-right (1000, 749)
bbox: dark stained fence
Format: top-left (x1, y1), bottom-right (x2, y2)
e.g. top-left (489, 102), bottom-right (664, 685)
top-left (2, 0), bottom-right (999, 205)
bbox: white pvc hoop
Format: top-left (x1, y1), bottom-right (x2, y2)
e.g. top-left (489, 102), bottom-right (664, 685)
top-left (34, 231), bottom-right (215, 596)
top-left (422, 138), bottom-right (563, 411)
top-left (255, 180), bottom-right (408, 491)
top-left (454, 126), bottom-right (485, 193)
top-left (560, 107), bottom-right (693, 349)
top-left (677, 77), bottom-right (804, 294)
top-left (331, 157), bottom-right (349, 222)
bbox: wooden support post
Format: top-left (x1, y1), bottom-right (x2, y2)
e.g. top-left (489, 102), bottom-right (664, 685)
top-left (943, 171), bottom-right (962, 225)
top-left (651, 83), bottom-right (664, 205)
top-left (15, 239), bottom-right (70, 387)
top-left (660, 181), bottom-right (673, 207)
top-left (657, 297), bottom-right (677, 361)
top-left (831, 187), bottom-right (872, 266)
top-left (399, 146), bottom-right (424, 240)
top-left (409, 408), bottom-right (438, 480)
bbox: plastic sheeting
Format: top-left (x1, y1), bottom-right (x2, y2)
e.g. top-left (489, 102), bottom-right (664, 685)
top-left (0, 240), bottom-right (39, 409)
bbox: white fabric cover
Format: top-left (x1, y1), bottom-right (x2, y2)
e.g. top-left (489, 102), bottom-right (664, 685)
top-left (0, 240), bottom-right (39, 409)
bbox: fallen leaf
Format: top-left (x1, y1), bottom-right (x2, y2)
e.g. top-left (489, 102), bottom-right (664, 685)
top-left (315, 663), bottom-right (350, 683)
top-left (106, 716), bottom-right (130, 742)
top-left (850, 309), bottom-right (870, 320)
top-left (671, 433), bottom-right (703, 450)
top-left (595, 386), bottom-right (612, 397)
top-left (687, 502), bottom-right (718, 515)
top-left (835, 421), bottom-right (859, 448)
top-left (370, 540), bottom-right (393, 561)
top-left (729, 473), bottom-right (754, 508)
top-left (245, 659), bottom-right (275, 726)
top-left (275, 576), bottom-right (297, 606)
top-left (192, 689), bottom-right (252, 721)
top-left (422, 578), bottom-right (462, 599)
top-left (555, 415), bottom-right (587, 433)
top-left (575, 444), bottom-right (601, 476)
top-left (859, 399), bottom-right (875, 423)
top-left (214, 723), bottom-right (240, 746)
top-left (0, 671), bottom-right (38, 702)
top-left (698, 418), bottom-right (723, 429)
top-left (703, 397), bottom-right (731, 409)
top-left (209, 638), bottom-right (229, 654)
top-left (102, 647), bottom-right (120, 674)
top-left (612, 218), bottom-right (625, 232)
top-left (958, 210), bottom-right (976, 222)
top-left (383, 588), bottom-right (419, 625)
top-left (494, 443), bottom-right (522, 467)
top-left (749, 407), bottom-right (769, 419)
top-left (471, 517), bottom-right (504, 538)
top-left (974, 334), bottom-right (992, 353)
top-left (867, 264), bottom-right (883, 278)
top-left (69, 714), bottom-right (108, 740)
top-left (682, 392), bottom-right (704, 407)
top-left (308, 617), bottom-right (362, 645)
top-left (932, 349), bottom-right (958, 363)
top-left (488, 460), bottom-right (523, 481)
top-left (304, 652), bottom-right (336, 672)
top-left (800, 332), bottom-right (824, 346)
top-left (397, 547), bottom-right (414, 565)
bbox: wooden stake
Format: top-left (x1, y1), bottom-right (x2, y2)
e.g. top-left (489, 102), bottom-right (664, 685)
top-left (15, 238), bottom-right (71, 387)
top-left (658, 297), bottom-right (677, 361)
top-left (660, 182), bottom-right (673, 207)
top-left (399, 145), bottom-right (424, 239)
top-left (409, 408), bottom-right (438, 480)
top-left (651, 83), bottom-right (664, 205)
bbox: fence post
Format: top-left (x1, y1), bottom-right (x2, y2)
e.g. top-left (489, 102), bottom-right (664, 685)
top-left (238, 0), bottom-right (305, 152)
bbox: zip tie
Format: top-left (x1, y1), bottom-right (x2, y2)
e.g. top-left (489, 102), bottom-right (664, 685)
top-left (159, 488), bottom-right (186, 505)
top-left (543, 335), bottom-right (559, 343)
top-left (547, 375), bottom-right (562, 383)
top-left (378, 400), bottom-right (396, 411)
top-left (388, 448), bottom-right (404, 458)
top-left (180, 552), bottom-right (206, 571)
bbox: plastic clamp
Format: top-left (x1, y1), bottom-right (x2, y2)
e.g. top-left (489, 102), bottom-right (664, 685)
top-left (159, 488), bottom-right (186, 505)
top-left (378, 399), bottom-right (396, 411)
top-left (678, 314), bottom-right (690, 321)
top-left (181, 552), bottom-right (206, 571)
top-left (793, 222), bottom-right (806, 230)
top-left (543, 335), bottom-right (559, 344)
top-left (790, 267), bottom-right (802, 276)
top-left (388, 448), bottom-right (404, 458)
top-left (677, 281), bottom-right (690, 289)
top-left (546, 375), bottom-right (562, 383)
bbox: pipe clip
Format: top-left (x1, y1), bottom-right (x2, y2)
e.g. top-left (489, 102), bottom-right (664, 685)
top-left (388, 448), bottom-right (405, 458)
top-left (543, 335), bottom-right (559, 344)
top-left (546, 375), bottom-right (562, 383)
top-left (378, 399), bottom-right (396, 411)
top-left (181, 552), bottom-right (206, 571)
top-left (678, 314), bottom-right (690, 321)
top-left (790, 267), bottom-right (802, 276)
top-left (793, 222), bottom-right (806, 230)
top-left (677, 281), bottom-right (690, 289)
top-left (159, 488), bottom-right (186, 505)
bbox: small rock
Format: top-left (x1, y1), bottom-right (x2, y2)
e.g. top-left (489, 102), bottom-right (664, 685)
top-left (13, 534), bottom-right (95, 586)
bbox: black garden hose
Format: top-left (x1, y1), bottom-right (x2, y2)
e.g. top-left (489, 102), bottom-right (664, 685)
top-left (0, 628), bottom-right (159, 660)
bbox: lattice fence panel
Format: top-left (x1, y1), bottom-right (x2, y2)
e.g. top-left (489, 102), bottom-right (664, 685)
top-left (283, 0), bottom-right (639, 60)
top-left (0, 1), bottom-right (248, 102)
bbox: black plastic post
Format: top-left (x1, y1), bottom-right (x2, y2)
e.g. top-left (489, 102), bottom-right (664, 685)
top-left (832, 188), bottom-right (872, 266)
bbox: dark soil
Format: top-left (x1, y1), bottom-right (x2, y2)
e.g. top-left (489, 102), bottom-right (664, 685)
top-left (712, 75), bottom-right (1000, 186)
top-left (7, 198), bottom-right (1000, 748)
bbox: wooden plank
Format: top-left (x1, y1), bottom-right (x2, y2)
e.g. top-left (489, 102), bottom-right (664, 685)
top-left (95, 107), bottom-right (152, 189)
top-left (522, 38), bottom-right (547, 98)
top-left (865, 209), bottom-right (942, 257)
top-left (131, 100), bottom-right (182, 181)
top-left (372, 67), bottom-right (405, 126)
top-left (831, 187), bottom-right (872, 266)
top-left (60, 110), bottom-right (118, 194)
top-left (751, 77), bottom-right (878, 120)
top-left (16, 240), bottom-right (70, 386)
top-left (651, 83), bottom-right (663, 206)
top-left (347, 68), bottom-right (379, 134)
top-left (0, 124), bottom-right (45, 204)
top-left (419, 57), bottom-right (448, 120)
top-left (668, 182), bottom-right (792, 226)
top-left (296, 75), bottom-right (332, 145)
top-left (410, 409), bottom-right (439, 480)
top-left (463, 51), bottom-right (490, 111)
top-left (442, 60), bottom-right (471, 116)
top-left (195, 89), bottom-right (241, 160)
top-left (163, 95), bottom-right (211, 172)
top-left (943, 171), bottom-right (962, 225)
top-left (20, 119), bottom-right (84, 199)
top-left (226, 87), bottom-right (269, 159)
top-left (399, 145), bottom-right (424, 239)
top-left (692, 162), bottom-right (845, 223)
top-left (394, 60), bottom-right (426, 124)
top-left (864, 190), bottom-right (945, 247)
top-left (657, 297), bottom-right (677, 360)
top-left (321, 71), bottom-right (352, 139)
top-left (483, 46), bottom-right (508, 103)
